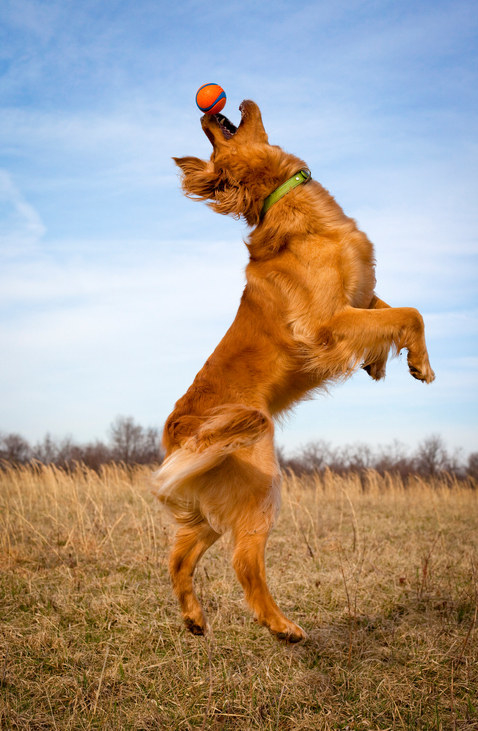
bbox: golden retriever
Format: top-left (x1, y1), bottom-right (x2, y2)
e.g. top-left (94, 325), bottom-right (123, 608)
top-left (152, 100), bottom-right (434, 642)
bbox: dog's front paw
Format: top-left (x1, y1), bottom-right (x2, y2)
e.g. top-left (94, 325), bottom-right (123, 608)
top-left (362, 361), bottom-right (387, 381)
top-left (407, 354), bottom-right (435, 383)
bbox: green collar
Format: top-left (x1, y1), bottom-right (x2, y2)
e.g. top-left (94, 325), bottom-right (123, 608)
top-left (260, 168), bottom-right (311, 219)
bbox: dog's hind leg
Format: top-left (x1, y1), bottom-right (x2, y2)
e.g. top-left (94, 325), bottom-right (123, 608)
top-left (225, 442), bottom-right (306, 643)
top-left (169, 518), bottom-right (220, 635)
top-left (232, 527), bottom-right (306, 642)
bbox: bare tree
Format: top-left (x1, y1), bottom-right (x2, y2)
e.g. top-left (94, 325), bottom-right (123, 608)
top-left (374, 440), bottom-right (412, 477)
top-left (32, 433), bottom-right (58, 464)
top-left (109, 416), bottom-right (162, 464)
top-left (467, 452), bottom-right (478, 481)
top-left (0, 432), bottom-right (31, 463)
top-left (414, 435), bottom-right (450, 476)
top-left (79, 440), bottom-right (115, 470)
top-left (339, 442), bottom-right (374, 472)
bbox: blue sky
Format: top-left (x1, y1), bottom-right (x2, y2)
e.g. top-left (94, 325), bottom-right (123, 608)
top-left (1, 0), bottom-right (477, 456)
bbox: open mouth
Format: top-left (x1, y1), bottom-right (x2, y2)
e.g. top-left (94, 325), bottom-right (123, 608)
top-left (214, 113), bottom-right (238, 139)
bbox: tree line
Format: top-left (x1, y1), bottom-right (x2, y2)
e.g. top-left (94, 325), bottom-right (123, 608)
top-left (0, 417), bottom-right (476, 480)
top-left (278, 436), bottom-right (477, 480)
top-left (0, 417), bottom-right (163, 471)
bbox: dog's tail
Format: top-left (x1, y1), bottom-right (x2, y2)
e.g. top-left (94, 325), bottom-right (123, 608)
top-left (152, 404), bottom-right (272, 502)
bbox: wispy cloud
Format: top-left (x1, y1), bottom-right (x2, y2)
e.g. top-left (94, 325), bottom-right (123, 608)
top-left (0, 170), bottom-right (46, 254)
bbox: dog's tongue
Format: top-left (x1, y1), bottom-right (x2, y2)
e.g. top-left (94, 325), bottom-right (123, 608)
top-left (214, 114), bottom-right (237, 139)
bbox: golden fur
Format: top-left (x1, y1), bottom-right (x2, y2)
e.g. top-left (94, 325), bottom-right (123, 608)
top-left (152, 100), bottom-right (435, 642)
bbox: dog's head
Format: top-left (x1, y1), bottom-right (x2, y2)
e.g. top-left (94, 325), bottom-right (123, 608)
top-left (173, 100), bottom-right (305, 227)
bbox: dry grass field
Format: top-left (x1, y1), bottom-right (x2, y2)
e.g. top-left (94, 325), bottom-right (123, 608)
top-left (0, 463), bottom-right (477, 730)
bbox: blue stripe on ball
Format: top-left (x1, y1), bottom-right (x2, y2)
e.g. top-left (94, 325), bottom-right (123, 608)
top-left (197, 83), bottom-right (218, 93)
top-left (201, 91), bottom-right (226, 112)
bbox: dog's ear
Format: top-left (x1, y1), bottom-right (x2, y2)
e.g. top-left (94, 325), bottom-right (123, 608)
top-left (173, 156), bottom-right (218, 200)
top-left (173, 156), bottom-right (256, 221)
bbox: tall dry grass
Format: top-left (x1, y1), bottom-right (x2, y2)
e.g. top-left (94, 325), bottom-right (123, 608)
top-left (0, 463), bottom-right (477, 729)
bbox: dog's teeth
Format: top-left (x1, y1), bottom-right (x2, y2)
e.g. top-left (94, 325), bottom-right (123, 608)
top-left (214, 114), bottom-right (237, 139)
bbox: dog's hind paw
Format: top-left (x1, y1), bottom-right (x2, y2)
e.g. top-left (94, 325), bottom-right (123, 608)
top-left (268, 619), bottom-right (307, 643)
top-left (184, 616), bottom-right (207, 636)
top-left (275, 627), bottom-right (307, 643)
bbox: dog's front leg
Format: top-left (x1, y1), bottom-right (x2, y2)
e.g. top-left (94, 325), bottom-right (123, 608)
top-left (362, 296), bottom-right (391, 380)
top-left (317, 306), bottom-right (435, 383)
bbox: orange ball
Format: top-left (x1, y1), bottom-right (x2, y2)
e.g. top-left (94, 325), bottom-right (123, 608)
top-left (195, 83), bottom-right (226, 114)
